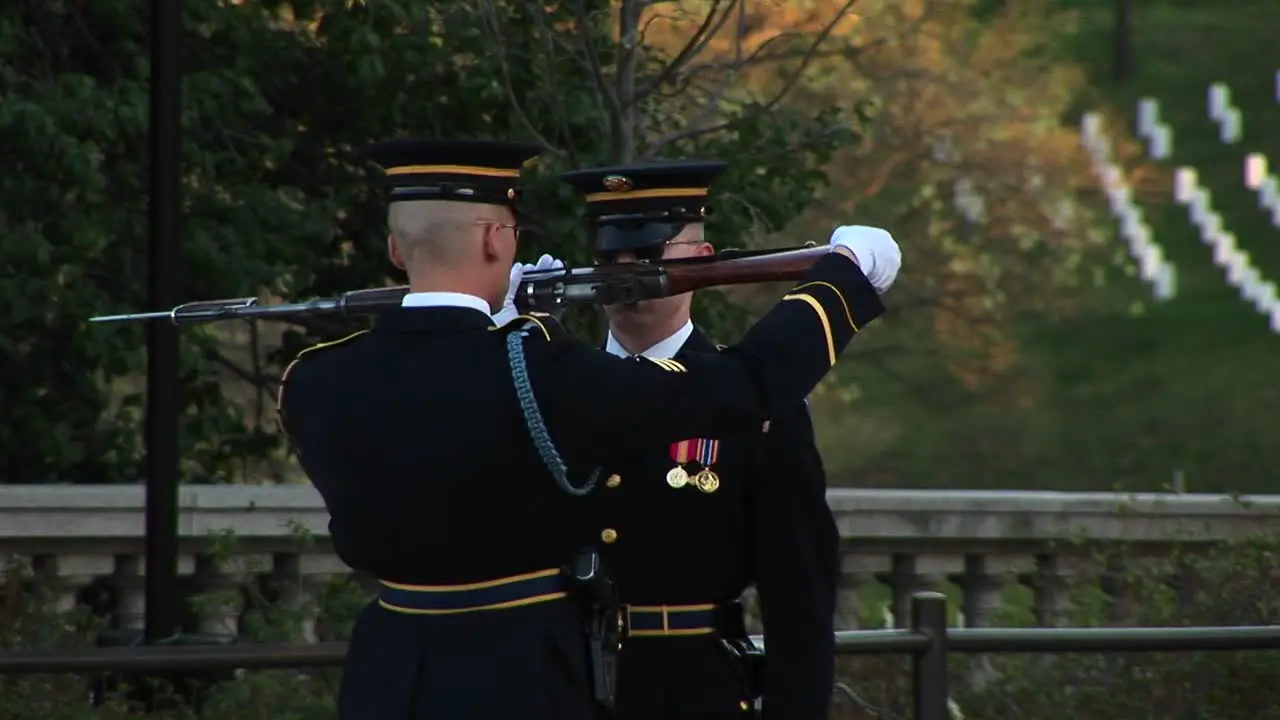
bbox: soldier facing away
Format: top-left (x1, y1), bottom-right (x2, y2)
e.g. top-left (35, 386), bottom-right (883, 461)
top-left (277, 138), bottom-right (900, 719)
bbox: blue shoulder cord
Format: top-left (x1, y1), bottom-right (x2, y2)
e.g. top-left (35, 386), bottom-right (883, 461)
top-left (506, 328), bottom-right (600, 496)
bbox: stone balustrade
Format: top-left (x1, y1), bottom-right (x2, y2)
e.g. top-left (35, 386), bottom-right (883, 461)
top-left (1, 485), bottom-right (1277, 639)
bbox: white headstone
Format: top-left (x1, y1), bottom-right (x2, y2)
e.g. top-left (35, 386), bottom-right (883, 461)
top-left (1240, 267), bottom-right (1262, 301)
top-left (1121, 208), bottom-right (1142, 236)
top-left (1218, 231), bottom-right (1238, 253)
top-left (1200, 212), bottom-right (1223, 240)
top-left (1193, 187), bottom-right (1213, 215)
top-left (1261, 177), bottom-right (1279, 210)
top-left (1212, 235), bottom-right (1232, 265)
top-left (1241, 278), bottom-right (1258, 304)
top-left (1137, 98), bottom-right (1159, 138)
top-left (1081, 112), bottom-right (1101, 140)
top-left (1245, 154), bottom-right (1268, 190)
top-left (1150, 125), bottom-right (1173, 159)
top-left (1174, 168), bottom-right (1198, 204)
top-left (1227, 256), bottom-right (1247, 285)
top-left (1260, 281), bottom-right (1279, 308)
top-left (1208, 83), bottom-right (1230, 121)
top-left (1154, 264), bottom-right (1176, 301)
top-left (1221, 109), bottom-right (1243, 144)
top-left (1190, 199), bottom-right (1208, 226)
top-left (1108, 187), bottom-right (1129, 215)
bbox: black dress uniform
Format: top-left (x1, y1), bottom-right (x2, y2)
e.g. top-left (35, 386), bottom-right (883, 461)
top-left (278, 140), bottom-right (884, 720)
top-left (560, 162), bottom-right (846, 719)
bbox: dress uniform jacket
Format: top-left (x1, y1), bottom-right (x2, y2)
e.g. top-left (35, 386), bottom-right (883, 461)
top-left (599, 327), bottom-right (838, 720)
top-left (276, 252), bottom-right (883, 720)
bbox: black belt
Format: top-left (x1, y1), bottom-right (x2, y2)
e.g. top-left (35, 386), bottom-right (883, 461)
top-left (622, 601), bottom-right (744, 638)
top-left (378, 568), bottom-right (567, 614)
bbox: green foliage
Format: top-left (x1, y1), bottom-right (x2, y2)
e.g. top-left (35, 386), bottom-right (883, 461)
top-left (825, 535), bottom-right (1280, 719)
top-left (0, 551), bottom-right (367, 718)
top-left (956, 535), bottom-right (1280, 718)
top-left (1, 0), bottom-right (857, 484)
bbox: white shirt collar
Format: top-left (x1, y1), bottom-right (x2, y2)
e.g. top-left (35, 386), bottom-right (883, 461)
top-left (400, 291), bottom-right (493, 316)
top-left (605, 319), bottom-right (695, 359)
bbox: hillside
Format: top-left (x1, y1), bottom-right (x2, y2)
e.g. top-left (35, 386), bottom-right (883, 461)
top-left (815, 0), bottom-right (1280, 492)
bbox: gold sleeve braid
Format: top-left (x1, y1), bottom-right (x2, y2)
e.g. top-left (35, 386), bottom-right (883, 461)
top-left (781, 280), bottom-right (860, 368)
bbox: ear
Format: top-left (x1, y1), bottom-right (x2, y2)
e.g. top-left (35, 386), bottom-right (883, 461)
top-left (387, 233), bottom-right (406, 270)
top-left (479, 223), bottom-right (502, 263)
top-left (693, 241), bottom-right (715, 258)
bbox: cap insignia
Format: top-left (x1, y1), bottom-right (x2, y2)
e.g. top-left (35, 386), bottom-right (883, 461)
top-left (602, 175), bottom-right (633, 192)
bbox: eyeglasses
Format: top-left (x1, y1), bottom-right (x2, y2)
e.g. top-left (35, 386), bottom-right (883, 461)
top-left (474, 220), bottom-right (543, 243)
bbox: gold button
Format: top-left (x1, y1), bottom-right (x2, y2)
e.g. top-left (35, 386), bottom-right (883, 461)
top-left (605, 474), bottom-right (622, 488)
top-left (601, 528), bottom-right (618, 544)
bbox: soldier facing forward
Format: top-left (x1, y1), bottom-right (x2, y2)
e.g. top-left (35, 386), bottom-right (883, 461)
top-left (556, 160), bottom-right (899, 719)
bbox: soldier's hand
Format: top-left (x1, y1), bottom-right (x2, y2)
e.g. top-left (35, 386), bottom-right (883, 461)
top-left (828, 225), bottom-right (901, 294)
top-left (492, 262), bottom-right (527, 326)
top-left (493, 255), bottom-right (566, 325)
top-left (521, 253), bottom-right (565, 275)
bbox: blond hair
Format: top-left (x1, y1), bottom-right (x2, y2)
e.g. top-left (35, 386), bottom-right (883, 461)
top-left (388, 200), bottom-right (504, 267)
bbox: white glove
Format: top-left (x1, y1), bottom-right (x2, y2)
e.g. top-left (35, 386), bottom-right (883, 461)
top-left (492, 254), bottom-right (565, 325)
top-left (829, 225), bottom-right (901, 294)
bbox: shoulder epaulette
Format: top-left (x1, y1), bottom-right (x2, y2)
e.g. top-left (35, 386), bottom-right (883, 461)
top-left (275, 330), bottom-right (370, 437)
top-left (495, 312), bottom-right (563, 343)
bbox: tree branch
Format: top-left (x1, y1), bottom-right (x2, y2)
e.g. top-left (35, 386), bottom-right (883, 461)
top-left (641, 0), bottom-right (864, 157)
top-left (571, 0), bottom-right (625, 159)
top-left (632, 0), bottom-right (738, 105)
top-left (475, 0), bottom-right (560, 154)
top-left (525, 1), bottom-right (588, 164)
top-left (206, 344), bottom-right (280, 391)
top-left (614, 0), bottom-right (645, 161)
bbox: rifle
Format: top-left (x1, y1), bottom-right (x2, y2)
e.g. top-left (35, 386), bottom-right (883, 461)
top-left (88, 244), bottom-right (828, 325)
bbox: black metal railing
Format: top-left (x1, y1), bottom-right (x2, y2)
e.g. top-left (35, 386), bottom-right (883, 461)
top-left (4, 592), bottom-right (1280, 720)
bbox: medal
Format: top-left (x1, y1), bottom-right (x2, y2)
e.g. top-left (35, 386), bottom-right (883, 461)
top-left (668, 439), bottom-right (693, 489)
top-left (694, 469), bottom-right (720, 494)
top-left (693, 439), bottom-right (721, 493)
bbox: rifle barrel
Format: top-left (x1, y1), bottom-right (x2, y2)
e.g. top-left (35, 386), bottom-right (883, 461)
top-left (87, 245), bottom-right (825, 325)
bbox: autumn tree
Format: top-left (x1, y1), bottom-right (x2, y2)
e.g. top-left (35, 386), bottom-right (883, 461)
top-left (468, 0), bottom-right (867, 257)
top-left (1, 0), bottom-right (865, 483)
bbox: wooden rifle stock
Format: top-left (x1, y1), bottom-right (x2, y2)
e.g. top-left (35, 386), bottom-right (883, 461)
top-left (662, 245), bottom-right (830, 295)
